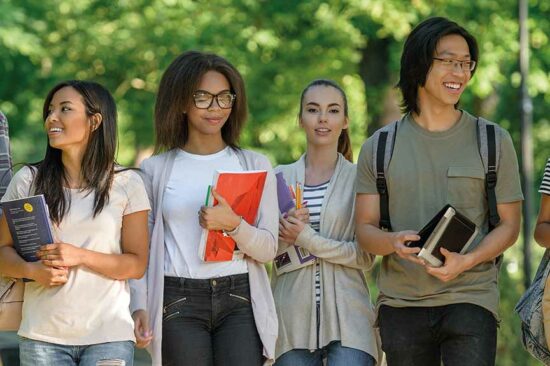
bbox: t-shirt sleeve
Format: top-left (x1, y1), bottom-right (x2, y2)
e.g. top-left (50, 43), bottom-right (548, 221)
top-left (355, 137), bottom-right (378, 194)
top-left (123, 170), bottom-right (151, 216)
top-left (495, 129), bottom-right (524, 203)
top-left (539, 158), bottom-right (550, 195)
top-left (1, 166), bottom-right (34, 202)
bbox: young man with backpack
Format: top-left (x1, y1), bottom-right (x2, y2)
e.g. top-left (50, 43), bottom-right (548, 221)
top-left (355, 17), bottom-right (523, 365)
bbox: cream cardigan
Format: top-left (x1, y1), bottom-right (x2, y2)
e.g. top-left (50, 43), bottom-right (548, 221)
top-left (272, 154), bottom-right (381, 363)
top-left (130, 148), bottom-right (279, 365)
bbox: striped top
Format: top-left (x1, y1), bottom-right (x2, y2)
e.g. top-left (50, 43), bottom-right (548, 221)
top-left (303, 181), bottom-right (329, 307)
top-left (304, 181), bottom-right (329, 232)
top-left (540, 158), bottom-right (550, 195)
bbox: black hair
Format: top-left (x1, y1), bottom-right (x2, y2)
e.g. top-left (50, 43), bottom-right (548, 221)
top-left (397, 17), bottom-right (479, 115)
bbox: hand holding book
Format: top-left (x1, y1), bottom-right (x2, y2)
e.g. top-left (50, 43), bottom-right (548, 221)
top-left (424, 247), bottom-right (475, 282)
top-left (198, 170), bottom-right (267, 262)
top-left (37, 242), bottom-right (84, 268)
top-left (390, 230), bottom-right (424, 265)
top-left (405, 205), bottom-right (479, 268)
top-left (279, 214), bottom-right (307, 244)
top-left (273, 175), bottom-right (317, 275)
top-left (198, 188), bottom-right (242, 233)
top-left (26, 261), bottom-right (68, 287)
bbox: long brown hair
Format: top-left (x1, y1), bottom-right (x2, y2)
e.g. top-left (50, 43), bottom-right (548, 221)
top-left (298, 79), bottom-right (353, 162)
top-left (154, 51), bottom-right (248, 153)
top-left (32, 80), bottom-right (117, 224)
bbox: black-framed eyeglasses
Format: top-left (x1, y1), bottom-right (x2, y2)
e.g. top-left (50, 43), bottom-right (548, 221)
top-left (192, 90), bottom-right (236, 109)
top-left (433, 57), bottom-right (476, 72)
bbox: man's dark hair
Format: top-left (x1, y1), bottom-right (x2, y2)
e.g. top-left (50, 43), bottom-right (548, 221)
top-left (397, 17), bottom-right (479, 115)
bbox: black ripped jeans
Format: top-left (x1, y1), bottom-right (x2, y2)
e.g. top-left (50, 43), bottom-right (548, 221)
top-left (161, 273), bottom-right (263, 366)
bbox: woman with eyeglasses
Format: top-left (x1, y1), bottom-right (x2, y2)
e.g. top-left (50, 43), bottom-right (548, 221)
top-left (0, 80), bottom-right (150, 365)
top-left (272, 79), bottom-right (379, 366)
top-left (130, 51), bottom-right (278, 366)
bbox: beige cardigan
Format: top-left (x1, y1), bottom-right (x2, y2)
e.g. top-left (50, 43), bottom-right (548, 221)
top-left (130, 148), bottom-right (279, 365)
top-left (272, 154), bottom-right (381, 363)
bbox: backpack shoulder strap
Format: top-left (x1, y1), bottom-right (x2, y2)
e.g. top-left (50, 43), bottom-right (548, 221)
top-left (372, 120), bottom-right (399, 231)
top-left (477, 117), bottom-right (502, 231)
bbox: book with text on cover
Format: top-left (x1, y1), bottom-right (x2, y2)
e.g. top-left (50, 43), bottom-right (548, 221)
top-left (198, 170), bottom-right (267, 262)
top-left (1, 194), bottom-right (54, 262)
top-left (406, 204), bottom-right (479, 267)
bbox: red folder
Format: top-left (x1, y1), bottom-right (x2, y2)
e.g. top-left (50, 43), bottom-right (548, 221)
top-left (199, 170), bottom-right (267, 261)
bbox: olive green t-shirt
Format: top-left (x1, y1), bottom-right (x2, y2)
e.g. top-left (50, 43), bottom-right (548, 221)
top-left (356, 111), bottom-right (523, 319)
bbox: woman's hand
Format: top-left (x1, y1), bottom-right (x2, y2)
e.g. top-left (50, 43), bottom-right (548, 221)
top-left (287, 207), bottom-right (310, 224)
top-left (27, 261), bottom-right (69, 287)
top-left (279, 215), bottom-right (307, 244)
top-left (199, 189), bottom-right (241, 232)
top-left (37, 243), bottom-right (85, 268)
top-left (133, 309), bottom-right (153, 348)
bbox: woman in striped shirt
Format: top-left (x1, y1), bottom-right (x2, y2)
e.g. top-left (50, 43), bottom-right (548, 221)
top-left (272, 79), bottom-right (379, 365)
top-left (536, 158), bottom-right (550, 247)
top-left (536, 158), bottom-right (550, 349)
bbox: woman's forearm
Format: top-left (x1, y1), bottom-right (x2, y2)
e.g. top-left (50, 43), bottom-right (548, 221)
top-left (0, 246), bottom-right (33, 279)
top-left (81, 249), bottom-right (147, 280)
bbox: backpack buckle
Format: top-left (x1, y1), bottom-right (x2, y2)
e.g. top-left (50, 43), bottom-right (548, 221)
top-left (376, 177), bottom-right (387, 195)
top-left (486, 170), bottom-right (497, 189)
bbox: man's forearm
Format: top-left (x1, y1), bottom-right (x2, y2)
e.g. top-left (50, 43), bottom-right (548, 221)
top-left (356, 223), bottom-right (395, 256)
top-left (462, 220), bottom-right (520, 270)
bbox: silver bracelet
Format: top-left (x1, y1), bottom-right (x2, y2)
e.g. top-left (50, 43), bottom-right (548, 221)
top-left (222, 216), bottom-right (243, 236)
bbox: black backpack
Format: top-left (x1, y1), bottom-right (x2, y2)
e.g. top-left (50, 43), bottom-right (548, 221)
top-left (370, 117), bottom-right (501, 232)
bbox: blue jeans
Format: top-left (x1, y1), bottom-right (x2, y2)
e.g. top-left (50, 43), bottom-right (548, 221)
top-left (378, 303), bottom-right (497, 366)
top-left (19, 337), bottom-right (134, 366)
top-left (275, 341), bottom-right (375, 366)
top-left (162, 273), bottom-right (263, 366)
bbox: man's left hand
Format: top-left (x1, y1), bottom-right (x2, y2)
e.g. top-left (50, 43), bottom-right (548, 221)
top-left (425, 248), bottom-right (473, 282)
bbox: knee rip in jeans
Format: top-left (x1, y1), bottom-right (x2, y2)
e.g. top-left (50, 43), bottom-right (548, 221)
top-left (96, 359), bottom-right (126, 366)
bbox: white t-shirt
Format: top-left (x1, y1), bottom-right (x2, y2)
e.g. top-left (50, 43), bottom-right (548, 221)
top-left (163, 147), bottom-right (248, 278)
top-left (1, 167), bottom-right (150, 345)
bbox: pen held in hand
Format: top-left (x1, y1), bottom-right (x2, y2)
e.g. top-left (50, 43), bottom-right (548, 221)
top-left (295, 182), bottom-right (302, 209)
top-left (204, 185), bottom-right (212, 206)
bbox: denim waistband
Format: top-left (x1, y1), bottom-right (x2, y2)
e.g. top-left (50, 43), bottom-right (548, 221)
top-left (164, 273), bottom-right (249, 290)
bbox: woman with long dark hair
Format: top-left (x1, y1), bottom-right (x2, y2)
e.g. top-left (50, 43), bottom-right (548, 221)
top-left (0, 80), bottom-right (150, 366)
top-left (272, 79), bottom-right (379, 365)
top-left (130, 51), bottom-right (278, 366)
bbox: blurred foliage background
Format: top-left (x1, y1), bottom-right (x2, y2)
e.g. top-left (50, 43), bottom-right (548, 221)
top-left (0, 0), bottom-right (549, 364)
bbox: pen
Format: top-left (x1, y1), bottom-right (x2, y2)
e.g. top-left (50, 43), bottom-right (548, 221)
top-left (296, 182), bottom-right (302, 209)
top-left (205, 185), bottom-right (211, 206)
